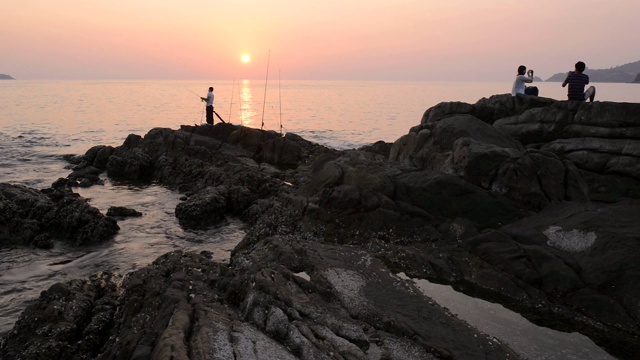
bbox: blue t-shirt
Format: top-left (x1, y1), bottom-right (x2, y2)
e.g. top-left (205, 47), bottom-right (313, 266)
top-left (565, 72), bottom-right (589, 101)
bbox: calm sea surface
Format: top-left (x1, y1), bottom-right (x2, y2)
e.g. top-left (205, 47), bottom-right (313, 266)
top-left (0, 80), bottom-right (636, 358)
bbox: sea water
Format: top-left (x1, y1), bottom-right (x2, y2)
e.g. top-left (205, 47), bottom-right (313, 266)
top-left (0, 80), bottom-right (637, 357)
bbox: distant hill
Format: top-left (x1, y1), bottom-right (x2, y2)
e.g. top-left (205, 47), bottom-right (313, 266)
top-left (0, 74), bottom-right (15, 80)
top-left (546, 60), bottom-right (640, 83)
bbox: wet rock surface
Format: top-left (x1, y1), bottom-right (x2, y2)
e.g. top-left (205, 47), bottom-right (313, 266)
top-left (106, 206), bottom-right (142, 218)
top-left (0, 248), bottom-right (516, 360)
top-left (0, 181), bottom-right (119, 248)
top-left (3, 95), bottom-right (640, 359)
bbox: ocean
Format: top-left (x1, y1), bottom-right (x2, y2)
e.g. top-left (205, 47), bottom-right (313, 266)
top-left (1, 79), bottom-right (636, 359)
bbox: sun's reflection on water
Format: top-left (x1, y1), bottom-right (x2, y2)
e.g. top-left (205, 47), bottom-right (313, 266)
top-left (240, 80), bottom-right (256, 127)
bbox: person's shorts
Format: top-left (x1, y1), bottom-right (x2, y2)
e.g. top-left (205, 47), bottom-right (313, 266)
top-left (584, 86), bottom-right (596, 100)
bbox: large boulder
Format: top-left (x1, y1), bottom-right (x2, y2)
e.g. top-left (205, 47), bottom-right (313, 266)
top-left (448, 142), bottom-right (589, 209)
top-left (174, 182), bottom-right (265, 230)
top-left (392, 114), bottom-right (588, 211)
top-left (472, 94), bottom-right (557, 124)
top-left (464, 200), bottom-right (640, 356)
top-left (493, 101), bottom-right (640, 199)
top-left (493, 102), bottom-right (577, 144)
top-left (0, 272), bottom-right (121, 360)
top-left (416, 94), bottom-right (557, 131)
top-left (84, 145), bottom-right (115, 170)
top-left (494, 101), bottom-right (640, 145)
top-left (393, 170), bottom-right (528, 228)
top-left (0, 182), bottom-right (119, 248)
top-left (391, 114), bottom-right (523, 167)
top-left (298, 151), bottom-right (428, 242)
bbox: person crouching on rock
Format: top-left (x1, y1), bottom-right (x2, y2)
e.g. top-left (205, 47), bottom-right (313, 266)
top-left (562, 61), bottom-right (596, 102)
top-left (200, 87), bottom-right (215, 125)
top-left (511, 65), bottom-right (538, 96)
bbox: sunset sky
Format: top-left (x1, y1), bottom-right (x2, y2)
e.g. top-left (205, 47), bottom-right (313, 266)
top-left (2, 0), bottom-right (639, 81)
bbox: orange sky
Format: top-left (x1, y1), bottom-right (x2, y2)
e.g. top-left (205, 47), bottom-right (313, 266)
top-left (2, 0), bottom-right (639, 81)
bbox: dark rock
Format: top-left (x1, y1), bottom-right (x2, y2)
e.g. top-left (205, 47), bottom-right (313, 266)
top-left (255, 133), bottom-right (304, 168)
top-left (473, 94), bottom-right (557, 124)
top-left (416, 95), bottom-right (557, 131)
top-left (84, 145), bottom-right (115, 170)
top-left (175, 186), bottom-right (228, 228)
top-left (68, 165), bottom-right (103, 186)
top-left (0, 183), bottom-right (119, 248)
top-left (62, 153), bottom-right (84, 165)
top-left (358, 140), bottom-right (393, 158)
top-left (492, 101), bottom-right (640, 199)
top-left (106, 206), bottom-right (142, 218)
top-left (106, 148), bottom-right (154, 181)
top-left (0, 272), bottom-right (121, 360)
top-left (393, 170), bottom-right (528, 228)
top-left (1, 246), bottom-right (521, 360)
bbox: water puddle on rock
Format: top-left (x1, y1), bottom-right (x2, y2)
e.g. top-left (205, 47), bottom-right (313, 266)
top-left (398, 273), bottom-right (615, 360)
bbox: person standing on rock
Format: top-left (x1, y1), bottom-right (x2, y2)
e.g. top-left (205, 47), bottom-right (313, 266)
top-left (511, 65), bottom-right (537, 96)
top-left (562, 61), bottom-right (596, 102)
top-left (200, 87), bottom-right (215, 125)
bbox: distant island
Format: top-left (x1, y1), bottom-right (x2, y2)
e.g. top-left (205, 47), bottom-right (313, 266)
top-left (546, 60), bottom-right (640, 83)
top-left (0, 74), bottom-right (15, 80)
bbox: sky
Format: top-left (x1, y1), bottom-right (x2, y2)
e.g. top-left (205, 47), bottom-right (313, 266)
top-left (2, 0), bottom-right (639, 81)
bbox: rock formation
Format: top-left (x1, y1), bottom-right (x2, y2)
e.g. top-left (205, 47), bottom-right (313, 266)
top-left (0, 180), bottom-right (119, 248)
top-left (2, 94), bottom-right (640, 359)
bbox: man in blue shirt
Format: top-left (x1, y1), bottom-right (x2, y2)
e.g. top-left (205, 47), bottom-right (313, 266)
top-left (562, 61), bottom-right (596, 102)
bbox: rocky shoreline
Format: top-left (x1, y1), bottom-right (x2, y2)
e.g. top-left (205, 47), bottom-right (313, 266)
top-left (1, 94), bottom-right (639, 359)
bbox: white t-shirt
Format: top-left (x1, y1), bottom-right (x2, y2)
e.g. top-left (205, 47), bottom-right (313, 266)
top-left (206, 91), bottom-right (214, 106)
top-left (511, 75), bottom-right (533, 96)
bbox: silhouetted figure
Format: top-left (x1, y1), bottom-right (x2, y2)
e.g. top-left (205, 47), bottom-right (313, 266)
top-left (201, 87), bottom-right (215, 124)
top-left (511, 65), bottom-right (538, 96)
top-left (562, 61), bottom-right (596, 102)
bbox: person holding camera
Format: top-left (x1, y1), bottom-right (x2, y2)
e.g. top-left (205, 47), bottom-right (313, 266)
top-left (562, 61), bottom-right (596, 102)
top-left (511, 65), bottom-right (538, 96)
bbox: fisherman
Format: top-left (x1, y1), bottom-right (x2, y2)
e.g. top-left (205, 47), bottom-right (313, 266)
top-left (200, 87), bottom-right (215, 125)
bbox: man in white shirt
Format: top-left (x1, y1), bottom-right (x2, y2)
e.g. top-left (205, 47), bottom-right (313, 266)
top-left (511, 65), bottom-right (534, 96)
top-left (200, 87), bottom-right (215, 125)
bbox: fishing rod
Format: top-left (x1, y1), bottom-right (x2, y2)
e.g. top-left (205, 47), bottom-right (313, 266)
top-left (185, 89), bottom-right (206, 124)
top-left (228, 79), bottom-right (235, 123)
top-left (185, 88), bottom-right (227, 124)
top-left (278, 69), bottom-right (282, 135)
top-left (261, 49), bottom-right (270, 130)
top-left (186, 88), bottom-right (200, 98)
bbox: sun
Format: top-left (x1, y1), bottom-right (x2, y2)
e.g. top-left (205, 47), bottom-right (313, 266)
top-left (241, 54), bottom-right (251, 63)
